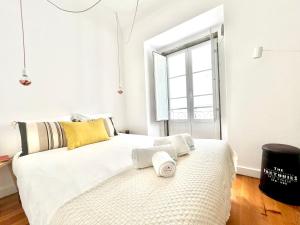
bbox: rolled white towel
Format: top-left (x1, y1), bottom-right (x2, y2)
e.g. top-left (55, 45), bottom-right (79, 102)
top-left (154, 134), bottom-right (190, 156)
top-left (132, 144), bottom-right (177, 169)
top-left (152, 151), bottom-right (176, 177)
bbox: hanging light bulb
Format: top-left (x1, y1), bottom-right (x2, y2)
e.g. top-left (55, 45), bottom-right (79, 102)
top-left (19, 0), bottom-right (31, 87)
top-left (117, 87), bottom-right (123, 95)
top-left (19, 68), bottom-right (31, 86)
top-left (115, 13), bottom-right (123, 95)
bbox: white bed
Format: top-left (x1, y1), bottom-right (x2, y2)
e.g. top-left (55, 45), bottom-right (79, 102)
top-left (13, 134), bottom-right (236, 225)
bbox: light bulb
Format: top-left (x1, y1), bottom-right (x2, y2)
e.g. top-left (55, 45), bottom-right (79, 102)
top-left (19, 68), bottom-right (31, 86)
top-left (117, 88), bottom-right (123, 94)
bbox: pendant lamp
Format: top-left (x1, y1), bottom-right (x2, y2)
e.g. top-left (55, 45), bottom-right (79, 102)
top-left (19, 0), bottom-right (31, 86)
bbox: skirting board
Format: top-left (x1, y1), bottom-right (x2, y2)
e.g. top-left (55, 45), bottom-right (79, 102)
top-left (237, 165), bottom-right (261, 178)
top-left (0, 184), bottom-right (17, 198)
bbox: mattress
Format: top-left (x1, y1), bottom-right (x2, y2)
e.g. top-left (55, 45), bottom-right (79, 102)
top-left (13, 134), bottom-right (236, 225)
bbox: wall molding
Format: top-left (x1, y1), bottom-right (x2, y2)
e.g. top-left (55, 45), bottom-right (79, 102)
top-left (0, 184), bottom-right (17, 198)
top-left (237, 165), bottom-right (261, 178)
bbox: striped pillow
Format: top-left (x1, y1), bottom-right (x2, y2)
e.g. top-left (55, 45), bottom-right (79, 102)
top-left (18, 122), bottom-right (67, 156)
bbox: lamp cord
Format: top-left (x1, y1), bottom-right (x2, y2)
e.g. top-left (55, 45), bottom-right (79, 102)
top-left (21, 0), bottom-right (139, 88)
top-left (45, 0), bottom-right (103, 14)
top-left (115, 12), bottom-right (121, 89)
top-left (20, 0), bottom-right (105, 68)
top-left (19, 0), bottom-right (26, 70)
top-left (45, 0), bottom-right (139, 44)
top-left (126, 0), bottom-right (140, 44)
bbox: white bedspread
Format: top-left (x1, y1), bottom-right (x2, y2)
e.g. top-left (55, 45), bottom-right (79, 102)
top-left (13, 134), bottom-right (236, 225)
top-left (13, 134), bottom-right (153, 225)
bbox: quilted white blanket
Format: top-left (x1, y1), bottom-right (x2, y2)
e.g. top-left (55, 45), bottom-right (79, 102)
top-left (50, 140), bottom-right (235, 225)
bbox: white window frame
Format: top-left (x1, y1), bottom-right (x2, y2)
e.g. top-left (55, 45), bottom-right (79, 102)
top-left (166, 38), bottom-right (220, 123)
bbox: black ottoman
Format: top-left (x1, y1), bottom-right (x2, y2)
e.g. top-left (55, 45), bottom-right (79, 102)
top-left (259, 143), bottom-right (300, 205)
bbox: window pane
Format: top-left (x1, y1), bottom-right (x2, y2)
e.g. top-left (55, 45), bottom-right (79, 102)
top-left (194, 107), bottom-right (214, 120)
top-left (194, 95), bottom-right (213, 108)
top-left (170, 109), bottom-right (187, 120)
top-left (193, 70), bottom-right (213, 96)
top-left (170, 98), bottom-right (187, 109)
top-left (191, 41), bottom-right (212, 72)
top-left (167, 52), bottom-right (186, 77)
top-left (169, 76), bottom-right (186, 98)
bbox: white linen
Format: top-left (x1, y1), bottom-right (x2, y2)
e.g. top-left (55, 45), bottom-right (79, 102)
top-left (50, 139), bottom-right (236, 225)
top-left (13, 134), bottom-right (236, 225)
top-left (132, 144), bottom-right (177, 169)
top-left (13, 134), bottom-right (153, 225)
top-left (152, 151), bottom-right (176, 177)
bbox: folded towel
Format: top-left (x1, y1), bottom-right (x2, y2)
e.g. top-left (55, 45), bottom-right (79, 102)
top-left (153, 138), bottom-right (170, 146)
top-left (181, 133), bottom-right (195, 151)
top-left (152, 151), bottom-right (176, 177)
top-left (132, 144), bottom-right (177, 169)
top-left (154, 134), bottom-right (190, 156)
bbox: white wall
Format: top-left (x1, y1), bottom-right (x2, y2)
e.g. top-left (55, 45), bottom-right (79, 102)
top-left (225, 0), bottom-right (300, 177)
top-left (0, 0), bottom-right (125, 197)
top-left (123, 0), bottom-right (224, 135)
top-left (123, 0), bottom-right (300, 178)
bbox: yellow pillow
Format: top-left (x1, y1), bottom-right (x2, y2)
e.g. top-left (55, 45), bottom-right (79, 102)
top-left (60, 118), bottom-right (110, 150)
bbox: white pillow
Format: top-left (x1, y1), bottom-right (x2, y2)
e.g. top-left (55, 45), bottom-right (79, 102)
top-left (70, 113), bottom-right (89, 122)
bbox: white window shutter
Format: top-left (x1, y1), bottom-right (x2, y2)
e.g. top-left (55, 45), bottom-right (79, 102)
top-left (153, 52), bottom-right (169, 121)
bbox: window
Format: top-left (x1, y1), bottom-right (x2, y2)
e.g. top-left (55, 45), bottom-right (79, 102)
top-left (167, 51), bottom-right (187, 120)
top-left (191, 41), bottom-right (214, 120)
top-left (167, 40), bottom-right (215, 121)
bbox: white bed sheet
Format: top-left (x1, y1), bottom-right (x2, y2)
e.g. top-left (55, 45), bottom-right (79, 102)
top-left (13, 134), bottom-right (236, 225)
top-left (13, 134), bottom-right (154, 225)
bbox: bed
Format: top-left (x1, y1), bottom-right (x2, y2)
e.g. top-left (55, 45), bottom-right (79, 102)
top-left (12, 134), bottom-right (236, 225)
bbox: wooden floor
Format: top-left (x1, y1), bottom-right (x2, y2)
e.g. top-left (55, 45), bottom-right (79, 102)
top-left (227, 175), bottom-right (300, 225)
top-left (0, 175), bottom-right (299, 225)
top-left (0, 194), bottom-right (28, 225)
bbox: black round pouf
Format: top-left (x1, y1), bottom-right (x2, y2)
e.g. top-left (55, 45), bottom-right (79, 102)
top-left (259, 143), bottom-right (300, 205)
